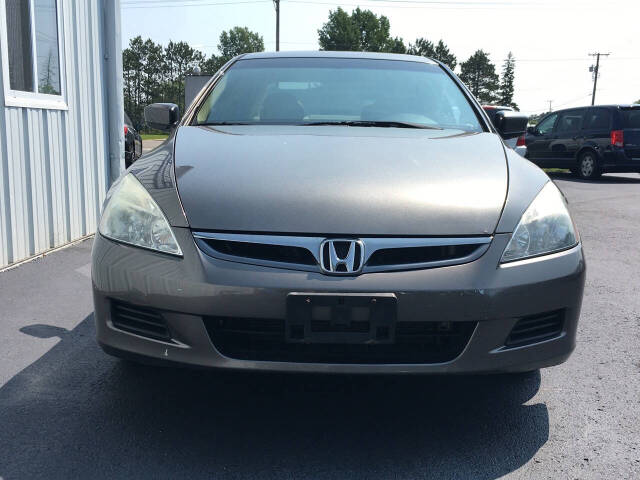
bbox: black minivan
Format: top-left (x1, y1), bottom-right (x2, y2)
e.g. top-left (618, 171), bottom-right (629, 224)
top-left (525, 105), bottom-right (640, 179)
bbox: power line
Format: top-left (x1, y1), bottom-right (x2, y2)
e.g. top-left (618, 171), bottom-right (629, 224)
top-left (511, 56), bottom-right (639, 62)
top-left (283, 0), bottom-right (540, 8)
top-left (122, 0), bottom-right (270, 8)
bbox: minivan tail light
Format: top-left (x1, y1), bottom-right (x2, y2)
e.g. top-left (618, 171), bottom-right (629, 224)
top-left (124, 125), bottom-right (129, 136)
top-left (611, 130), bottom-right (624, 147)
top-left (516, 135), bottom-right (526, 147)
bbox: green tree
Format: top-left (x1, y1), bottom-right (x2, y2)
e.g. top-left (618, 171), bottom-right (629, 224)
top-left (318, 7), bottom-right (406, 53)
top-left (408, 38), bottom-right (456, 69)
top-left (122, 36), bottom-right (145, 127)
top-left (218, 26), bottom-right (264, 59)
top-left (122, 28), bottom-right (264, 129)
top-left (408, 38), bottom-right (435, 57)
top-left (200, 55), bottom-right (225, 75)
top-left (201, 27), bottom-right (265, 75)
top-left (498, 52), bottom-right (517, 109)
top-left (459, 50), bottom-right (500, 104)
top-left (434, 40), bottom-right (457, 69)
top-left (163, 41), bottom-right (204, 113)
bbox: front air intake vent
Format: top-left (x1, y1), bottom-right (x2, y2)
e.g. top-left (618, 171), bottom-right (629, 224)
top-left (367, 243), bottom-right (481, 267)
top-left (200, 239), bottom-right (316, 266)
top-left (204, 316), bottom-right (477, 364)
top-left (505, 310), bottom-right (564, 348)
top-left (111, 300), bottom-right (171, 341)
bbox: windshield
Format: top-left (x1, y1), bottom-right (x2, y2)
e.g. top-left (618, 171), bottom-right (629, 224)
top-left (195, 57), bottom-right (483, 132)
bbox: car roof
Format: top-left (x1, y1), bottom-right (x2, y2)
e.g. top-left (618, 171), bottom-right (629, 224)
top-left (549, 104), bottom-right (640, 114)
top-left (240, 50), bottom-right (438, 65)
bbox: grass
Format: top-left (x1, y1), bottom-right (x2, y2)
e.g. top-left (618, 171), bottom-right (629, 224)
top-left (141, 134), bottom-right (168, 141)
top-left (543, 168), bottom-right (571, 174)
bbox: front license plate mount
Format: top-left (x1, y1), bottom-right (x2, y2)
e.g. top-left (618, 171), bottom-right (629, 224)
top-left (286, 293), bottom-right (397, 344)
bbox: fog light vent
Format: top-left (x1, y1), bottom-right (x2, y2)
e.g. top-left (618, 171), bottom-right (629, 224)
top-left (111, 300), bottom-right (171, 341)
top-left (505, 310), bottom-right (564, 348)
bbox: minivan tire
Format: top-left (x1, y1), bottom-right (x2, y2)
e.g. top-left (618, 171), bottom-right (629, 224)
top-left (576, 151), bottom-right (601, 180)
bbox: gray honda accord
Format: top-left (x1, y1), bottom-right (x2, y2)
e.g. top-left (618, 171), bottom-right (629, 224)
top-left (92, 51), bottom-right (585, 374)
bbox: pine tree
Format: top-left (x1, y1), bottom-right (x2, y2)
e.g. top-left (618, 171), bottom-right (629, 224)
top-left (407, 39), bottom-right (456, 69)
top-left (459, 50), bottom-right (500, 104)
top-left (499, 52), bottom-right (517, 109)
top-left (434, 40), bottom-right (457, 70)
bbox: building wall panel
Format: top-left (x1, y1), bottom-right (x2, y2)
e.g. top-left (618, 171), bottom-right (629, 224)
top-left (0, 0), bottom-right (119, 268)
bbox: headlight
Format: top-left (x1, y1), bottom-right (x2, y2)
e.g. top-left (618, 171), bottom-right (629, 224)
top-left (99, 174), bottom-right (183, 256)
top-left (501, 181), bottom-right (577, 263)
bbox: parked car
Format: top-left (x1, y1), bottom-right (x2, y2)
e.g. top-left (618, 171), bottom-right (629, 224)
top-left (483, 105), bottom-right (527, 157)
top-left (92, 52), bottom-right (584, 375)
top-left (124, 112), bottom-right (142, 167)
top-left (525, 105), bottom-right (640, 179)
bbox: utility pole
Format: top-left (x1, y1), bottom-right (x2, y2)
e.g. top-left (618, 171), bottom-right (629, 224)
top-left (589, 52), bottom-right (610, 106)
top-left (547, 100), bottom-right (553, 112)
top-left (273, 0), bottom-right (280, 51)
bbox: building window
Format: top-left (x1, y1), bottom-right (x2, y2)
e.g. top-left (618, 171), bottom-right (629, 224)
top-left (1, 0), bottom-right (65, 109)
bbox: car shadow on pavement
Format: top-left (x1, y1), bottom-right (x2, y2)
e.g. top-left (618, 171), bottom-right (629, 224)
top-left (548, 172), bottom-right (640, 184)
top-left (1, 314), bottom-right (548, 479)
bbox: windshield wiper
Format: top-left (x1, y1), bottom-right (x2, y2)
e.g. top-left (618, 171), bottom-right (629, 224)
top-left (301, 120), bottom-right (443, 130)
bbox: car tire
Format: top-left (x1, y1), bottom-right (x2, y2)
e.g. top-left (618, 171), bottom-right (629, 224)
top-left (576, 151), bottom-right (601, 180)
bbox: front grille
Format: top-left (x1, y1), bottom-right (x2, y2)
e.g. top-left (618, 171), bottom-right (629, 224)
top-left (111, 300), bottom-right (171, 341)
top-left (505, 310), bottom-right (564, 348)
top-left (367, 243), bottom-right (481, 267)
top-left (204, 317), bottom-right (477, 364)
top-left (193, 232), bottom-right (492, 275)
top-left (202, 239), bottom-right (316, 266)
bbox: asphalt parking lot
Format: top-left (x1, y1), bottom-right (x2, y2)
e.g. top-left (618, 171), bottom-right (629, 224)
top-left (1, 172), bottom-right (639, 479)
top-left (142, 138), bottom-right (165, 153)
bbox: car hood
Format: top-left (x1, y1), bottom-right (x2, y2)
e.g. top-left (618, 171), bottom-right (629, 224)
top-left (174, 125), bottom-right (508, 236)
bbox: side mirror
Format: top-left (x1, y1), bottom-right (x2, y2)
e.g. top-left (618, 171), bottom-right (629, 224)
top-left (144, 103), bottom-right (180, 132)
top-left (527, 126), bottom-right (537, 135)
top-left (493, 111), bottom-right (529, 140)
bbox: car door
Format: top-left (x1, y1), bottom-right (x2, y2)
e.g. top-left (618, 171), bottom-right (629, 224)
top-left (582, 107), bottom-right (612, 157)
top-left (552, 108), bottom-right (587, 165)
top-left (526, 112), bottom-right (558, 165)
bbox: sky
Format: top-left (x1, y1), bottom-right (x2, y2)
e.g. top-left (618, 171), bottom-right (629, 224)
top-left (121, 0), bottom-right (640, 115)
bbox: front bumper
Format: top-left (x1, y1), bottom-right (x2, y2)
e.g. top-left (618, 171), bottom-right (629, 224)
top-left (92, 229), bottom-right (585, 374)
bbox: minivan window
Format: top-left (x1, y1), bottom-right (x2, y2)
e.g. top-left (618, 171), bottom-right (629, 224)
top-left (536, 113), bottom-right (557, 135)
top-left (622, 109), bottom-right (640, 129)
top-left (195, 58), bottom-right (483, 132)
top-left (584, 109), bottom-right (611, 130)
top-left (556, 110), bottom-right (585, 135)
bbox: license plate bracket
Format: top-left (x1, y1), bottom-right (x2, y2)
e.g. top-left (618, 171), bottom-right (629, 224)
top-left (286, 293), bottom-right (397, 344)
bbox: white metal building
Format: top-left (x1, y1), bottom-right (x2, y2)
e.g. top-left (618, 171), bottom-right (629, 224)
top-left (0, 0), bottom-right (123, 269)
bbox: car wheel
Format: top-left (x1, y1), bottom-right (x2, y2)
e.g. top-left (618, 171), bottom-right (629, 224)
top-left (577, 151), bottom-right (601, 180)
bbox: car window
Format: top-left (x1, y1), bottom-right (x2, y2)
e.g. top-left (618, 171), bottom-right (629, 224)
top-left (124, 112), bottom-right (133, 126)
top-left (195, 57), bottom-right (483, 132)
top-left (622, 109), bottom-right (640, 129)
top-left (536, 113), bottom-right (557, 135)
top-left (556, 110), bottom-right (585, 135)
top-left (584, 109), bottom-right (611, 130)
